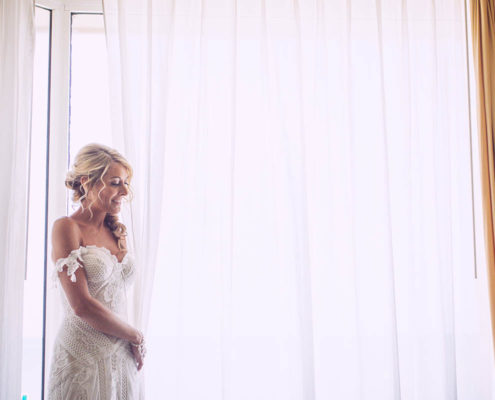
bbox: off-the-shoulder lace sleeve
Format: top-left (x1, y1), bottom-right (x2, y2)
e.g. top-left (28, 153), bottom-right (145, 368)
top-left (53, 247), bottom-right (84, 284)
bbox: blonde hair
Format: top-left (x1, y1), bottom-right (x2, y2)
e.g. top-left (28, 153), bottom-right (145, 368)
top-left (65, 143), bottom-right (133, 250)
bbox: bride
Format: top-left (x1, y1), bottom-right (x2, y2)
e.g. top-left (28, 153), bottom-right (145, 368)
top-left (47, 143), bottom-right (146, 399)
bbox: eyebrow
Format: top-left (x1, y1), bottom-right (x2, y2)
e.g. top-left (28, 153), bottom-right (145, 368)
top-left (110, 176), bottom-right (129, 180)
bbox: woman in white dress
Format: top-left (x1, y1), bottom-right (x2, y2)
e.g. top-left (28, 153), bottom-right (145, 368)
top-left (48, 143), bottom-right (146, 399)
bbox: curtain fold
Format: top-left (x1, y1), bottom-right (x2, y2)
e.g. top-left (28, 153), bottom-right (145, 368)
top-left (103, 0), bottom-right (493, 398)
top-left (0, 0), bottom-right (34, 398)
top-left (470, 0), bottom-right (495, 356)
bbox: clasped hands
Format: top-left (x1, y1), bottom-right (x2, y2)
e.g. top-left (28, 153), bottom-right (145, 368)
top-left (130, 330), bottom-right (146, 371)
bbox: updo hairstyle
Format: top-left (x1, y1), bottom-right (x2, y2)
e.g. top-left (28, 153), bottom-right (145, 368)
top-left (64, 143), bottom-right (133, 250)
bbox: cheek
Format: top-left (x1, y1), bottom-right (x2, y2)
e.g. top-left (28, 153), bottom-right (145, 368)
top-left (108, 189), bottom-right (120, 200)
top-left (96, 190), bottom-right (113, 203)
top-left (107, 192), bottom-right (117, 202)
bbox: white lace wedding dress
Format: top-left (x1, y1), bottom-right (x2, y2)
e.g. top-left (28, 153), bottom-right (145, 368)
top-left (48, 245), bottom-right (140, 400)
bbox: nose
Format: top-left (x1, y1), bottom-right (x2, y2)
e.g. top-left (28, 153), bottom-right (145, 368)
top-left (120, 183), bottom-right (129, 196)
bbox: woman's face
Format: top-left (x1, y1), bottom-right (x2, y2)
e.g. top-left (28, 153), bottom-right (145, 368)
top-left (83, 161), bottom-right (130, 214)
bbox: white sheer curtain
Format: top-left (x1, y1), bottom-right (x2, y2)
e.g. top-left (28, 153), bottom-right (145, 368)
top-left (0, 0), bottom-right (34, 398)
top-left (103, 0), bottom-right (494, 398)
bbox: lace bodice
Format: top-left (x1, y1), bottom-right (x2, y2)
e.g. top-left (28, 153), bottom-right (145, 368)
top-left (53, 244), bottom-right (136, 317)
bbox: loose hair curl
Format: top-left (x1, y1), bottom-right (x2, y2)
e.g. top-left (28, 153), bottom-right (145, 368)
top-left (65, 143), bottom-right (133, 250)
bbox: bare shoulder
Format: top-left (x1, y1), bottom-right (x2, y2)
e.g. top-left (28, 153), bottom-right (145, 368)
top-left (52, 216), bottom-right (82, 242)
top-left (51, 217), bottom-right (82, 263)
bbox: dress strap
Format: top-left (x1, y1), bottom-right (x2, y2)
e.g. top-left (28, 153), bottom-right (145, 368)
top-left (53, 247), bottom-right (84, 284)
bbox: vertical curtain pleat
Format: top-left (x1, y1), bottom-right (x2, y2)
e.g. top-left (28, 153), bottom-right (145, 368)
top-left (374, 1), bottom-right (402, 397)
top-left (0, 0), bottom-right (34, 398)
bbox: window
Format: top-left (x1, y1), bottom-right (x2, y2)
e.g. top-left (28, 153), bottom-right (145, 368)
top-left (23, 1), bottom-right (490, 399)
top-left (69, 13), bottom-right (111, 159)
top-left (69, 13), bottom-right (112, 210)
top-left (23, 2), bottom-right (109, 399)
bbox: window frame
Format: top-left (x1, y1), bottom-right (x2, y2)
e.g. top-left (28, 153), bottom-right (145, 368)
top-left (33, 2), bottom-right (104, 398)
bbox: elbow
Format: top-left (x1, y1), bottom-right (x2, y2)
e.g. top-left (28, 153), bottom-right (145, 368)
top-left (72, 299), bottom-right (92, 318)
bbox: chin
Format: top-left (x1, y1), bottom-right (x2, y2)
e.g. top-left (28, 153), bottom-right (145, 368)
top-left (108, 204), bottom-right (121, 213)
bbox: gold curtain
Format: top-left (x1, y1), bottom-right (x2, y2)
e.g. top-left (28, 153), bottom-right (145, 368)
top-left (470, 0), bottom-right (495, 350)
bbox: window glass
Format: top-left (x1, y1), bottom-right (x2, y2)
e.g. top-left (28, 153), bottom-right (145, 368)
top-left (69, 14), bottom-right (112, 213)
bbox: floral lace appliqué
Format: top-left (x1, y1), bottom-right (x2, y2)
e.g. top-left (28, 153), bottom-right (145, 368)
top-left (53, 247), bottom-right (85, 286)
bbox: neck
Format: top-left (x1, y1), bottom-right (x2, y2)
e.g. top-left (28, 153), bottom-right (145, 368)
top-left (72, 204), bottom-right (107, 230)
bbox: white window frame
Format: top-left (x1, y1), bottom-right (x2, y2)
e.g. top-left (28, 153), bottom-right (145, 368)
top-left (33, 2), bottom-right (104, 398)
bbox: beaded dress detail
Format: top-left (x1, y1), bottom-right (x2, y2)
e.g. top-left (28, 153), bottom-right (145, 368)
top-left (47, 245), bottom-right (139, 400)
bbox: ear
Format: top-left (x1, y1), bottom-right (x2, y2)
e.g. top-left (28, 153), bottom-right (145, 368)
top-left (79, 176), bottom-right (91, 196)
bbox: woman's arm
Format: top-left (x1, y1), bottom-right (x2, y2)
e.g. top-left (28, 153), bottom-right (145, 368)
top-left (52, 217), bottom-right (143, 345)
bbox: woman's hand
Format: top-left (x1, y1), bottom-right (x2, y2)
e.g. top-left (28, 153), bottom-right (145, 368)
top-left (131, 343), bottom-right (145, 371)
top-left (130, 331), bottom-right (146, 371)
